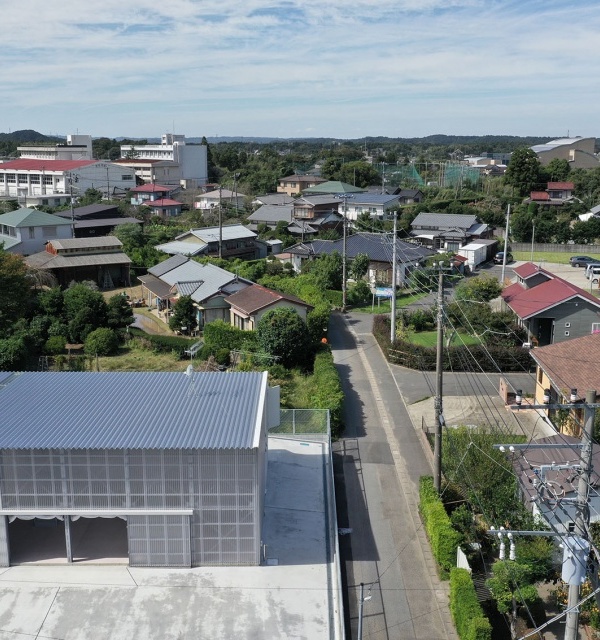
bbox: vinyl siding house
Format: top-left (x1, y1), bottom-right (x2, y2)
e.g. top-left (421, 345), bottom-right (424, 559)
top-left (501, 263), bottom-right (600, 346)
top-left (156, 225), bottom-right (259, 261)
top-left (0, 370), bottom-right (279, 567)
top-left (409, 212), bottom-right (490, 251)
top-left (0, 208), bottom-right (73, 255)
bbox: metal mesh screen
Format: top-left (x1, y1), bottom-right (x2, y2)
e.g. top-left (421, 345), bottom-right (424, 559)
top-left (272, 409), bottom-right (330, 436)
top-left (128, 515), bottom-right (191, 567)
top-left (0, 447), bottom-right (262, 567)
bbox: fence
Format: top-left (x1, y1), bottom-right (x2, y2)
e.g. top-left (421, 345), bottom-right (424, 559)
top-left (271, 409), bottom-right (330, 440)
top-left (511, 242), bottom-right (600, 254)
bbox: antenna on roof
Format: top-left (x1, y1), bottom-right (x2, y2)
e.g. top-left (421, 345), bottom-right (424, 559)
top-left (185, 364), bottom-right (194, 378)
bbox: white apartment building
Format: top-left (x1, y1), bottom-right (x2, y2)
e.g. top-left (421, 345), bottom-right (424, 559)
top-left (17, 134), bottom-right (93, 161)
top-left (0, 159), bottom-right (136, 206)
top-left (120, 134), bottom-right (208, 188)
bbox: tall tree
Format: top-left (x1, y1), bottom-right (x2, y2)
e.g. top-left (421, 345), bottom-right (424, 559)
top-left (257, 307), bottom-right (312, 368)
top-left (168, 296), bottom-right (198, 334)
top-left (504, 147), bottom-right (543, 196)
top-left (0, 247), bottom-right (30, 332)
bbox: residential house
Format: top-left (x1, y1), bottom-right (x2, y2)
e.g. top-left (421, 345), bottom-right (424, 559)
top-left (225, 284), bottom-right (313, 330)
top-left (501, 262), bottom-right (600, 346)
top-left (130, 183), bottom-right (179, 205)
top-left (120, 134), bottom-right (208, 188)
top-left (528, 333), bottom-right (600, 437)
top-left (0, 159), bottom-right (136, 204)
top-left (156, 224), bottom-right (259, 260)
top-left (0, 208), bottom-right (73, 254)
top-left (25, 237), bottom-right (131, 288)
top-left (138, 254), bottom-right (252, 328)
top-left (528, 182), bottom-right (575, 207)
top-left (285, 232), bottom-right (435, 285)
top-left (531, 137), bottom-right (600, 169)
top-left (194, 188), bottom-right (246, 213)
top-left (277, 174), bottom-right (326, 197)
top-left (409, 212), bottom-right (490, 251)
top-left (512, 435), bottom-right (600, 534)
top-left (247, 204), bottom-right (293, 231)
top-left (17, 134), bottom-right (93, 161)
top-left (145, 198), bottom-right (183, 218)
top-left (342, 194), bottom-right (400, 222)
top-left (396, 188), bottom-right (424, 204)
top-left (54, 203), bottom-right (142, 238)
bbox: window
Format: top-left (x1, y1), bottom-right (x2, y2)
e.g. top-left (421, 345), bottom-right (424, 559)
top-left (30, 174), bottom-right (40, 184)
top-left (42, 226), bottom-right (57, 238)
top-left (121, 174), bottom-right (133, 181)
top-left (6, 174), bottom-right (15, 184)
top-left (41, 199), bottom-right (48, 205)
top-left (537, 368), bottom-right (543, 383)
top-left (43, 175), bottom-right (53, 185)
top-left (593, 323), bottom-right (600, 334)
top-left (28, 227), bottom-right (35, 239)
top-left (18, 174), bottom-right (28, 184)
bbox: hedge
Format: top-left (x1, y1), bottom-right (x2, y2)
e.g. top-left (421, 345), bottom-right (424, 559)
top-left (419, 476), bottom-right (462, 575)
top-left (373, 315), bottom-right (533, 372)
top-left (203, 320), bottom-right (257, 352)
top-left (449, 568), bottom-right (492, 640)
top-left (129, 328), bottom-right (195, 356)
top-left (309, 349), bottom-right (344, 438)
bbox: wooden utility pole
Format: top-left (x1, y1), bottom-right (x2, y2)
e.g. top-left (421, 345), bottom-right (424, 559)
top-left (434, 263), bottom-right (445, 493)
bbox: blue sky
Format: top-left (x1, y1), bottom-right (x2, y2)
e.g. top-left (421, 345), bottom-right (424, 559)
top-left (2, 0), bottom-right (599, 140)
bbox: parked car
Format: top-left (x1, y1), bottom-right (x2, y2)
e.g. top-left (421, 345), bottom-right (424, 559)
top-left (494, 251), bottom-right (513, 264)
top-left (570, 255), bottom-right (596, 267)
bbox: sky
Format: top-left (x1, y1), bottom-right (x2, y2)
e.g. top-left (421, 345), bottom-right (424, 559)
top-left (2, 0), bottom-right (600, 140)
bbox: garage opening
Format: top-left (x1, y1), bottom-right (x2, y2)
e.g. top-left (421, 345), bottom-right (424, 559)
top-left (8, 516), bottom-right (128, 565)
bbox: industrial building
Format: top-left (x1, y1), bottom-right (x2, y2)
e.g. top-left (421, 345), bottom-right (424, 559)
top-left (0, 370), bottom-right (280, 568)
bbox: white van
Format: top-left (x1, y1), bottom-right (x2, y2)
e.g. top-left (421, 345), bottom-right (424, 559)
top-left (585, 264), bottom-right (600, 279)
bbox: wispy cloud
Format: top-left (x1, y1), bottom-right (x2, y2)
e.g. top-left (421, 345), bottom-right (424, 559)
top-left (1, 0), bottom-right (599, 138)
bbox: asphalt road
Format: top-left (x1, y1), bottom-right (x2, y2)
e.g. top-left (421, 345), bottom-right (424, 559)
top-left (330, 312), bottom-right (457, 640)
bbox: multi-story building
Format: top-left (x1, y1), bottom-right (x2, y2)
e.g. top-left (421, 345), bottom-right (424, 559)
top-left (120, 134), bottom-right (208, 188)
top-left (0, 159), bottom-right (136, 206)
top-left (17, 134), bottom-right (93, 161)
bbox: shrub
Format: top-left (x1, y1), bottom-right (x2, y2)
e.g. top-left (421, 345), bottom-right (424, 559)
top-left (44, 335), bottom-right (67, 355)
top-left (450, 569), bottom-right (491, 640)
top-left (0, 337), bottom-right (26, 370)
top-left (419, 476), bottom-right (462, 575)
top-left (257, 308), bottom-right (313, 369)
top-left (306, 303), bottom-right (331, 344)
top-left (84, 328), bottom-right (120, 356)
top-left (309, 349), bottom-right (344, 437)
top-left (215, 348), bottom-right (230, 366)
top-left (346, 280), bottom-right (371, 305)
top-left (203, 320), bottom-right (255, 352)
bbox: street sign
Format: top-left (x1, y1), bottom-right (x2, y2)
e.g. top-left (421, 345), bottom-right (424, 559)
top-left (375, 287), bottom-right (394, 298)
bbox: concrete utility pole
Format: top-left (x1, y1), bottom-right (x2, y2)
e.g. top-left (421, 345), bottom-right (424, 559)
top-left (218, 185), bottom-right (223, 259)
top-left (335, 194), bottom-right (354, 312)
top-left (565, 389), bottom-right (597, 640)
top-left (390, 213), bottom-right (398, 342)
top-left (434, 263), bottom-right (445, 493)
top-left (501, 204), bottom-right (510, 285)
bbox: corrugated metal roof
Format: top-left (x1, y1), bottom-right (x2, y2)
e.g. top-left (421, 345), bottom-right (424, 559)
top-left (51, 237), bottom-right (123, 250)
top-left (25, 252), bottom-right (131, 269)
top-left (0, 371), bottom-right (267, 450)
top-left (411, 212), bottom-right (478, 230)
top-left (148, 254), bottom-right (189, 277)
top-left (247, 205), bottom-right (293, 223)
top-left (183, 225), bottom-right (256, 243)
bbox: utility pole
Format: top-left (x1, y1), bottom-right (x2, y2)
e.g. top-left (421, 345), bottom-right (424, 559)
top-left (335, 194), bottom-right (354, 312)
top-left (434, 262), bottom-right (445, 493)
top-left (500, 204), bottom-right (510, 285)
top-left (218, 184), bottom-right (223, 259)
top-left (565, 389), bottom-right (597, 640)
top-left (390, 213), bottom-right (397, 342)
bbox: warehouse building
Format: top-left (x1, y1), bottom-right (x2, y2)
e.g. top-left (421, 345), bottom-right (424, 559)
top-left (0, 370), bottom-right (280, 567)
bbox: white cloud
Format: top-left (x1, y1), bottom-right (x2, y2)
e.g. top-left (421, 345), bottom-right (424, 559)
top-left (1, 0), bottom-right (600, 137)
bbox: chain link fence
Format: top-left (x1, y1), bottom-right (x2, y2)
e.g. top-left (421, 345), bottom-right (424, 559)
top-left (270, 409), bottom-right (330, 439)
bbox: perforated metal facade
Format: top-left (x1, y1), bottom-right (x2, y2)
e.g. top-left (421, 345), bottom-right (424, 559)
top-left (0, 445), bottom-right (266, 567)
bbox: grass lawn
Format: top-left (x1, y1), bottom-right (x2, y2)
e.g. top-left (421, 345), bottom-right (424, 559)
top-left (513, 251), bottom-right (600, 265)
top-left (351, 291), bottom-right (429, 314)
top-left (95, 346), bottom-right (190, 372)
top-left (407, 330), bottom-right (481, 347)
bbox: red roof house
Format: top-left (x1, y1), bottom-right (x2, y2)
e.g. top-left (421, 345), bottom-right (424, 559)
top-left (502, 262), bottom-right (600, 346)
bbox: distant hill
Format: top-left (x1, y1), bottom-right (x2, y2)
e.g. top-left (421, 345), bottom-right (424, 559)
top-left (0, 130), bottom-right (63, 143)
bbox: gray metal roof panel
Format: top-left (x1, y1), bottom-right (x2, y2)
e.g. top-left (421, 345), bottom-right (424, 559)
top-left (148, 254), bottom-right (189, 277)
top-left (411, 212), bottom-right (478, 230)
top-left (247, 205), bottom-right (293, 223)
top-left (0, 371), bottom-right (267, 450)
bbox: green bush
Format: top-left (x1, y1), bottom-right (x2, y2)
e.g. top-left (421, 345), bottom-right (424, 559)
top-left (306, 303), bottom-right (331, 344)
top-left (309, 349), bottom-right (344, 437)
top-left (215, 348), bottom-right (230, 366)
top-left (419, 476), bottom-right (462, 574)
top-left (323, 290), bottom-right (343, 307)
top-left (128, 328), bottom-right (194, 356)
top-left (203, 320), bottom-right (255, 352)
top-left (346, 280), bottom-right (371, 305)
top-left (449, 569), bottom-right (492, 640)
top-left (0, 337), bottom-right (26, 370)
top-left (44, 335), bottom-right (67, 355)
top-left (84, 328), bottom-right (120, 356)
